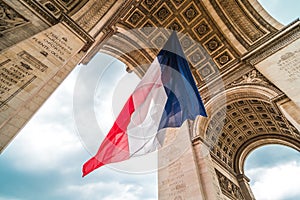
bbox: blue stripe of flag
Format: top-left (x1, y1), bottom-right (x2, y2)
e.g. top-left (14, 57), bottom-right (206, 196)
top-left (157, 32), bottom-right (207, 130)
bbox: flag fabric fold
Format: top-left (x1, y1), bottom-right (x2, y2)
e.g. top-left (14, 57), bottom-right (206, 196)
top-left (82, 32), bottom-right (207, 177)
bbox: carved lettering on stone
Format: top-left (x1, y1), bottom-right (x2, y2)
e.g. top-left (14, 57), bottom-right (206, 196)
top-left (167, 162), bottom-right (187, 198)
top-left (0, 51), bottom-right (49, 108)
top-left (277, 50), bottom-right (300, 82)
top-left (31, 31), bottom-right (74, 63)
top-left (0, 51), bottom-right (48, 107)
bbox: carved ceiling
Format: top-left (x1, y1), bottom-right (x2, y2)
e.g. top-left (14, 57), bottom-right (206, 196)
top-left (104, 0), bottom-right (240, 81)
top-left (206, 98), bottom-right (300, 173)
top-left (15, 0), bottom-right (282, 89)
top-left (96, 0), bottom-right (280, 88)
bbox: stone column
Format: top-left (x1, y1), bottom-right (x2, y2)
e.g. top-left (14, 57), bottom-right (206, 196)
top-left (193, 140), bottom-right (223, 200)
top-left (0, 22), bottom-right (86, 152)
top-left (158, 121), bottom-right (205, 200)
top-left (237, 174), bottom-right (256, 200)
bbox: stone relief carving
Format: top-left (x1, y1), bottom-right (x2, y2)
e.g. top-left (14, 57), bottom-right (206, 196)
top-left (232, 70), bottom-right (268, 85)
top-left (0, 1), bottom-right (28, 34)
top-left (216, 170), bottom-right (245, 199)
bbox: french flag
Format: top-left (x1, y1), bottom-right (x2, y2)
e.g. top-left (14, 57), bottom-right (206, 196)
top-left (82, 32), bottom-right (207, 177)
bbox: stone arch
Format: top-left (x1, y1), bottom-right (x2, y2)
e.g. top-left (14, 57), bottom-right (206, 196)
top-left (235, 134), bottom-right (300, 175)
top-left (198, 84), bottom-right (300, 169)
top-left (193, 83), bottom-right (300, 199)
top-left (193, 84), bottom-right (279, 140)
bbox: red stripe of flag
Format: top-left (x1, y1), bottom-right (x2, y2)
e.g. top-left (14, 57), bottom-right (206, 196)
top-left (82, 83), bottom-right (157, 177)
top-left (82, 96), bottom-right (134, 177)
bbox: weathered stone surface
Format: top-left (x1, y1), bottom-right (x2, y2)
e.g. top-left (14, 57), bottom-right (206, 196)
top-left (158, 122), bottom-right (205, 200)
top-left (256, 38), bottom-right (300, 108)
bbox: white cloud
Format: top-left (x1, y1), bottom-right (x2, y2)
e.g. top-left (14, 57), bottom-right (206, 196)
top-left (7, 120), bottom-right (82, 172)
top-left (247, 161), bottom-right (300, 200)
top-left (63, 181), bottom-right (155, 200)
top-left (4, 67), bottom-right (83, 173)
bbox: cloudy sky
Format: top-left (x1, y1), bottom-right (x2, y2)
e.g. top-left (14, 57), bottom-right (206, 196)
top-left (0, 1), bottom-right (300, 200)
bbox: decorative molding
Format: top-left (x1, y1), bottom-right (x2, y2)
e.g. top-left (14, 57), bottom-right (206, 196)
top-left (154, 3), bottom-right (172, 24)
top-left (204, 35), bottom-right (223, 54)
top-left (217, 0), bottom-right (265, 42)
top-left (76, 0), bottom-right (116, 31)
top-left (127, 9), bottom-right (145, 26)
top-left (214, 50), bottom-right (234, 68)
top-left (167, 18), bottom-right (184, 32)
top-left (59, 13), bottom-right (94, 51)
top-left (180, 1), bottom-right (201, 24)
top-left (22, 0), bottom-right (58, 25)
top-left (192, 18), bottom-right (212, 40)
top-left (171, 0), bottom-right (184, 8)
top-left (210, 0), bottom-right (268, 49)
top-left (241, 0), bottom-right (278, 33)
top-left (224, 65), bottom-right (283, 96)
top-left (106, 0), bottom-right (240, 87)
top-left (248, 24), bottom-right (300, 65)
top-left (141, 0), bottom-right (158, 11)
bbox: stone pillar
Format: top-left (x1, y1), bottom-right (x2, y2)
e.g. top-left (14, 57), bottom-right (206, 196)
top-left (158, 121), bottom-right (205, 200)
top-left (0, 22), bottom-right (86, 152)
top-left (193, 140), bottom-right (223, 200)
top-left (237, 174), bottom-right (256, 200)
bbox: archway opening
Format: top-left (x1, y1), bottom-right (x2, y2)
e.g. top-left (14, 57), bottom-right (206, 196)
top-left (258, 0), bottom-right (300, 25)
top-left (244, 144), bottom-right (300, 200)
top-left (0, 52), bottom-right (158, 200)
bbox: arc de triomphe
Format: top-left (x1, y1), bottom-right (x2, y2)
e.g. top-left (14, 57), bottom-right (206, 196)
top-left (0, 0), bottom-right (300, 199)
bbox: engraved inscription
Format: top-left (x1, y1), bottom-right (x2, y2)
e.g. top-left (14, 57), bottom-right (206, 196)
top-left (0, 58), bottom-right (35, 107)
top-left (166, 162), bottom-right (186, 198)
top-left (18, 51), bottom-right (48, 72)
top-left (277, 50), bottom-right (300, 82)
top-left (0, 51), bottom-right (47, 108)
top-left (31, 32), bottom-right (74, 63)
